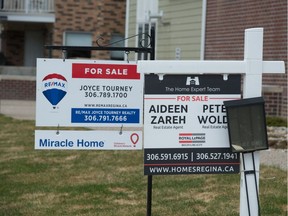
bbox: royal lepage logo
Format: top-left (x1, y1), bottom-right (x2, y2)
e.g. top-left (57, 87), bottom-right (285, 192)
top-left (179, 133), bottom-right (206, 146)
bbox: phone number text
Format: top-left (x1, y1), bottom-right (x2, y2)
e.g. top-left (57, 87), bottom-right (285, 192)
top-left (85, 92), bottom-right (128, 98)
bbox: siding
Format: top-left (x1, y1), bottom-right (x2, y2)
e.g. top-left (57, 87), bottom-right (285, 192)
top-left (127, 1), bottom-right (137, 45)
top-left (126, 0), bottom-right (203, 60)
top-left (126, 0), bottom-right (137, 60)
top-left (157, 0), bottom-right (202, 60)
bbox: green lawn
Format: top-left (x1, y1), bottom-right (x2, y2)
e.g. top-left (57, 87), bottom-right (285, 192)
top-left (0, 115), bottom-right (287, 215)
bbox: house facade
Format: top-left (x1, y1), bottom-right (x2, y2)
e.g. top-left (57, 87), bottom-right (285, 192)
top-left (0, 0), bottom-right (126, 101)
top-left (125, 0), bottom-right (287, 118)
top-left (0, 0), bottom-right (54, 66)
top-left (0, 0), bottom-right (286, 118)
top-left (0, 0), bottom-right (126, 66)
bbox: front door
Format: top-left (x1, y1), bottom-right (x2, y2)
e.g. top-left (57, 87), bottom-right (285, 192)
top-left (24, 30), bottom-right (44, 66)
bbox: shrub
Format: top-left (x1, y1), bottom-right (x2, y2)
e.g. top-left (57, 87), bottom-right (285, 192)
top-left (266, 116), bottom-right (287, 127)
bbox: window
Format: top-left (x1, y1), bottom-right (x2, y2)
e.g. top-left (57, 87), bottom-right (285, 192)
top-left (64, 31), bottom-right (92, 58)
top-left (110, 34), bottom-right (125, 60)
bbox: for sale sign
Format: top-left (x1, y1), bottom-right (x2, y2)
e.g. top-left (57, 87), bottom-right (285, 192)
top-left (36, 59), bottom-right (143, 127)
top-left (144, 74), bottom-right (241, 175)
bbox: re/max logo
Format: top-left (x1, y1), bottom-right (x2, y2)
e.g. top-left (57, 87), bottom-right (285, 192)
top-left (44, 81), bottom-right (66, 88)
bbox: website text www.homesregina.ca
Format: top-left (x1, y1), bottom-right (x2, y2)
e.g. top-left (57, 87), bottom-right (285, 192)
top-left (147, 165), bottom-right (236, 174)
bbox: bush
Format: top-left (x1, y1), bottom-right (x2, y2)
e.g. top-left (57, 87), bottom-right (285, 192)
top-left (266, 116), bottom-right (287, 127)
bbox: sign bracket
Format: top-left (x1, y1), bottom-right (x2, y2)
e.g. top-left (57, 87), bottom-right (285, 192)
top-left (45, 28), bottom-right (155, 60)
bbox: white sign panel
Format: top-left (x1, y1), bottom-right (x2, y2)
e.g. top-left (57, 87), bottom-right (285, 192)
top-left (36, 59), bottom-right (143, 127)
top-left (144, 74), bottom-right (241, 149)
top-left (35, 130), bottom-right (142, 150)
top-left (144, 74), bottom-right (241, 175)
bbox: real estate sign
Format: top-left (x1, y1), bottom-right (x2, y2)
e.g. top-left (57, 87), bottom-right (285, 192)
top-left (36, 59), bottom-right (143, 127)
top-left (35, 59), bottom-right (143, 150)
top-left (144, 74), bottom-right (241, 175)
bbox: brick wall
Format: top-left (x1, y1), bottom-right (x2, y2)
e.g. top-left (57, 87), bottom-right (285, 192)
top-left (0, 77), bottom-right (36, 100)
top-left (264, 92), bottom-right (283, 116)
top-left (3, 31), bottom-right (24, 66)
top-left (52, 0), bottom-right (126, 59)
top-left (205, 0), bottom-right (287, 118)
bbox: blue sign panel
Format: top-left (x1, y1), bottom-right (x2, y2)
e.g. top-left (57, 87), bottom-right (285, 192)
top-left (71, 108), bottom-right (140, 124)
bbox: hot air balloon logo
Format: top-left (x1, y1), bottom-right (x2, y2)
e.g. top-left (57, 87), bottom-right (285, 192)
top-left (42, 73), bottom-right (68, 108)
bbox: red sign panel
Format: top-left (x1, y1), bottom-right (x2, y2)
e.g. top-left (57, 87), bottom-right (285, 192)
top-left (72, 63), bottom-right (140, 79)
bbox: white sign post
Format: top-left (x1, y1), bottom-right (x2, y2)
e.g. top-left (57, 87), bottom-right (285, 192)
top-left (138, 28), bottom-right (285, 215)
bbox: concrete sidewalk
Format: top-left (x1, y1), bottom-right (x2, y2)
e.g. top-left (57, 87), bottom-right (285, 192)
top-left (0, 100), bottom-right (36, 120)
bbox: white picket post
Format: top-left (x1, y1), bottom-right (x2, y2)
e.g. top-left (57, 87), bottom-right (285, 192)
top-left (239, 28), bottom-right (263, 216)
